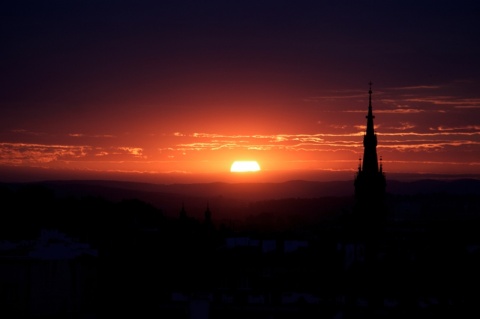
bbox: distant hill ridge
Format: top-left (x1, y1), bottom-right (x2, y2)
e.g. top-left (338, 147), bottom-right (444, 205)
top-left (4, 178), bottom-right (479, 201)
top-left (1, 178), bottom-right (479, 222)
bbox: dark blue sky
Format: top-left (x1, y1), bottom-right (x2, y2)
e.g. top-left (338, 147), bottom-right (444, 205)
top-left (3, 1), bottom-right (479, 103)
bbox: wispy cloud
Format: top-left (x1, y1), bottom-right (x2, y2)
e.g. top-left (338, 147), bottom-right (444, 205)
top-left (69, 133), bottom-right (116, 138)
top-left (388, 85), bottom-right (442, 90)
top-left (0, 143), bottom-right (91, 164)
top-left (404, 96), bottom-right (480, 106)
top-left (455, 105), bottom-right (480, 109)
top-left (9, 130), bottom-right (115, 139)
top-left (117, 147), bottom-right (144, 157)
top-left (169, 132), bottom-right (371, 153)
top-left (387, 122), bottom-right (416, 130)
top-left (161, 128), bottom-right (480, 159)
top-left (10, 129), bottom-right (47, 136)
top-left (0, 143), bottom-right (146, 165)
top-left (303, 93), bottom-right (366, 102)
top-left (381, 140), bottom-right (480, 151)
top-left (430, 125), bottom-right (480, 132)
top-left (345, 108), bottom-right (427, 114)
top-left (380, 131), bottom-right (480, 137)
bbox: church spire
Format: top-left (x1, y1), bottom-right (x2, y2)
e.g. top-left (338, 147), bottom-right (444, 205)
top-left (366, 81), bottom-right (375, 136)
top-left (353, 82), bottom-right (387, 222)
top-left (362, 81), bottom-right (379, 175)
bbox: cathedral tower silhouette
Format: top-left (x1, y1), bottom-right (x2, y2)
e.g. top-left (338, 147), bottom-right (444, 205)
top-left (353, 82), bottom-right (387, 226)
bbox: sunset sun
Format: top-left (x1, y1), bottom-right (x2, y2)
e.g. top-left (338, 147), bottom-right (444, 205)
top-left (230, 161), bottom-right (261, 173)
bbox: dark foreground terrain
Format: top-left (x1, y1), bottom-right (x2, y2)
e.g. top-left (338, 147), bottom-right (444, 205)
top-left (1, 178), bottom-right (480, 318)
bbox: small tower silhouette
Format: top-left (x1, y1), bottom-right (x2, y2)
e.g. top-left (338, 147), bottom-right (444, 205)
top-left (204, 202), bottom-right (212, 224)
top-left (203, 202), bottom-right (215, 234)
top-left (179, 202), bottom-right (187, 220)
top-left (353, 82), bottom-right (387, 228)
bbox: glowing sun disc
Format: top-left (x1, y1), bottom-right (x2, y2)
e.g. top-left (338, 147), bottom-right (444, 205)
top-left (230, 161), bottom-right (261, 173)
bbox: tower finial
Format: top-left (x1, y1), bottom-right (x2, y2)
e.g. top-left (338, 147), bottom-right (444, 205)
top-left (368, 81), bottom-right (373, 105)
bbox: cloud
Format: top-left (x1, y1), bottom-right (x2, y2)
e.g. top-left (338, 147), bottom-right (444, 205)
top-left (171, 130), bottom-right (478, 151)
top-left (387, 122), bottom-right (416, 130)
top-left (0, 143), bottom-right (146, 165)
top-left (380, 139), bottom-right (480, 152)
top-left (345, 108), bottom-right (427, 114)
top-left (303, 93), bottom-right (365, 102)
top-left (329, 124), bottom-right (349, 129)
top-left (391, 96), bottom-right (480, 110)
top-left (0, 143), bottom-right (91, 164)
top-left (300, 85), bottom-right (480, 124)
top-left (69, 133), bottom-right (116, 138)
top-left (455, 105), bottom-right (480, 109)
top-left (388, 85), bottom-right (442, 90)
top-left (162, 128), bottom-right (480, 160)
top-left (167, 132), bottom-right (365, 153)
top-left (10, 129), bottom-right (46, 136)
top-left (380, 131), bottom-right (480, 137)
top-left (430, 125), bottom-right (480, 132)
top-left (117, 147), bottom-right (144, 157)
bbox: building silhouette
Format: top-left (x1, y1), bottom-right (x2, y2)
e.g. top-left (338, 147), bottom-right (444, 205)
top-left (340, 83), bottom-right (389, 313)
top-left (353, 82), bottom-right (387, 229)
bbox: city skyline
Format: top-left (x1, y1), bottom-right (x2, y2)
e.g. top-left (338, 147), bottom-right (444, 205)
top-left (2, 1), bottom-right (479, 183)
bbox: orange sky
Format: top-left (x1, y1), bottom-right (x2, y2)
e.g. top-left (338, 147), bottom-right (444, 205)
top-left (2, 84), bottom-right (479, 183)
top-left (1, 2), bottom-right (480, 183)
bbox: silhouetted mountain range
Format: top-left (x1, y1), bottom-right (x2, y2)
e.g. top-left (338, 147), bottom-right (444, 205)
top-left (10, 177), bottom-right (480, 199)
top-left (2, 178), bottom-right (479, 221)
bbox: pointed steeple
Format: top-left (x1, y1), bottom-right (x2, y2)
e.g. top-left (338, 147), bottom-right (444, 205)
top-left (366, 82), bottom-right (375, 135)
top-left (362, 81), bottom-right (379, 175)
top-left (353, 82), bottom-right (387, 224)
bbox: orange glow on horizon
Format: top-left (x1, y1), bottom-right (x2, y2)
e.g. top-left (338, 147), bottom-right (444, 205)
top-left (1, 85), bottom-right (479, 182)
